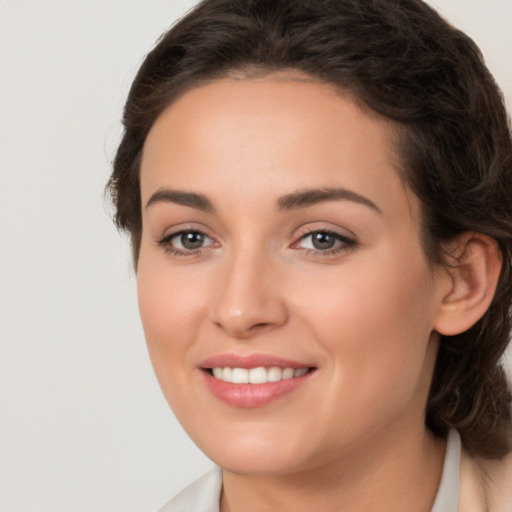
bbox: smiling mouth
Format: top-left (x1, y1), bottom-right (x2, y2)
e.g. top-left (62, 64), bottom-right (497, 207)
top-left (206, 366), bottom-right (313, 384)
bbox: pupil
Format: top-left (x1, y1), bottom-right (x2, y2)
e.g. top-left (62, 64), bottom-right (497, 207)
top-left (181, 232), bottom-right (204, 249)
top-left (312, 232), bottom-right (335, 250)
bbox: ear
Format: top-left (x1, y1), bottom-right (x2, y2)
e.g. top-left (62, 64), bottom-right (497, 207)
top-left (434, 233), bottom-right (502, 336)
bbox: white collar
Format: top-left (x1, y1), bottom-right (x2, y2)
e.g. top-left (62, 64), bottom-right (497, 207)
top-left (431, 429), bottom-right (461, 512)
top-left (158, 430), bottom-right (461, 512)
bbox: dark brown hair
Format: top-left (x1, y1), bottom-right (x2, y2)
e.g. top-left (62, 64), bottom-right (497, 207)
top-left (108, 0), bottom-right (512, 457)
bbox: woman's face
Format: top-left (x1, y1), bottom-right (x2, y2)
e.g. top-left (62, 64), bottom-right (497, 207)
top-left (137, 76), bottom-right (447, 475)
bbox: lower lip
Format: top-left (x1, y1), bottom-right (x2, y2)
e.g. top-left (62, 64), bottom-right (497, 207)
top-left (202, 370), bottom-right (313, 408)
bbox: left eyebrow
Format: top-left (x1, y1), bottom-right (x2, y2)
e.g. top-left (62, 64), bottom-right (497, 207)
top-left (276, 187), bottom-right (382, 213)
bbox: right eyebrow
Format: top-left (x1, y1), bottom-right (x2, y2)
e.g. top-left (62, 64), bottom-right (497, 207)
top-left (145, 189), bottom-right (216, 212)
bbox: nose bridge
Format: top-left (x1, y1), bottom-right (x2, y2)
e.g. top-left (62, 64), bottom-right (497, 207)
top-left (212, 240), bottom-right (288, 338)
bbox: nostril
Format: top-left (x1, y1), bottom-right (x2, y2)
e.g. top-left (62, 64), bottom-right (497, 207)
top-left (252, 322), bottom-right (270, 329)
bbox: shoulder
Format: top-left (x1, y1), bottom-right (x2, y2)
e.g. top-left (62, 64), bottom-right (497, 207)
top-left (459, 448), bottom-right (512, 512)
top-left (156, 468), bottom-right (223, 512)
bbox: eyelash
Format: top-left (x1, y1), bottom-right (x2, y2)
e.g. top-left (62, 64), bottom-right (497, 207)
top-left (293, 230), bottom-right (357, 256)
top-left (156, 229), bottom-right (357, 258)
top-left (157, 229), bottom-right (214, 257)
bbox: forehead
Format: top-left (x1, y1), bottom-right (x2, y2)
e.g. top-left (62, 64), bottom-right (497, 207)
top-left (145, 74), bottom-right (393, 150)
top-left (140, 75), bottom-right (415, 223)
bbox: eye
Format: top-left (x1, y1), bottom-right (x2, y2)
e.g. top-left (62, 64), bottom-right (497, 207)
top-left (294, 230), bottom-right (356, 254)
top-left (302, 232), bottom-right (338, 250)
top-left (157, 229), bottom-right (215, 255)
top-left (174, 231), bottom-right (208, 250)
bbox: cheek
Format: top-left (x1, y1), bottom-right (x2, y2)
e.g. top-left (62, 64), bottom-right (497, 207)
top-left (292, 252), bottom-right (436, 412)
top-left (136, 253), bottom-right (208, 375)
top-left (136, 256), bottom-right (217, 421)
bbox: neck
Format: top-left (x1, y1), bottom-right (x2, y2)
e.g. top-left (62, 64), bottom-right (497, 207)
top-left (220, 426), bottom-right (446, 512)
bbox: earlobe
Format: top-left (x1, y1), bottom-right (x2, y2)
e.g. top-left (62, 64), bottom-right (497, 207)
top-left (434, 233), bottom-right (502, 336)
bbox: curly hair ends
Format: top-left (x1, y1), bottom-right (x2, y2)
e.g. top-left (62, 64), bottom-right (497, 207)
top-left (108, 0), bottom-right (512, 457)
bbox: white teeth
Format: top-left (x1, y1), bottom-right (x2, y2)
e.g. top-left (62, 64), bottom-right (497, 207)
top-left (222, 367), bottom-right (233, 382)
top-left (267, 366), bottom-right (282, 382)
top-left (249, 367), bottom-right (267, 384)
top-left (211, 366), bottom-right (310, 383)
top-left (282, 367), bottom-right (294, 380)
top-left (231, 368), bottom-right (249, 384)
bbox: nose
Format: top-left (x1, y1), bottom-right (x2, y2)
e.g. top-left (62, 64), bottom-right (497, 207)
top-left (211, 250), bottom-right (289, 339)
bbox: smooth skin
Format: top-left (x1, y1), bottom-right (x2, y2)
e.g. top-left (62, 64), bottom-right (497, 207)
top-left (137, 74), bottom-right (501, 512)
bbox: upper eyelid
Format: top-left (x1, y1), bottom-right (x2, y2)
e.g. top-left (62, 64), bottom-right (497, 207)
top-left (157, 229), bottom-right (217, 256)
top-left (157, 223), bottom-right (214, 240)
top-left (155, 225), bottom-right (357, 249)
top-left (294, 230), bottom-right (355, 246)
top-left (293, 224), bottom-right (357, 241)
top-left (159, 229), bottom-right (214, 245)
top-left (287, 228), bottom-right (358, 256)
top-left (298, 228), bottom-right (352, 239)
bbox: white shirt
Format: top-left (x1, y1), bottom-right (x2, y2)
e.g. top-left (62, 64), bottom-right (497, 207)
top-left (157, 430), bottom-right (461, 512)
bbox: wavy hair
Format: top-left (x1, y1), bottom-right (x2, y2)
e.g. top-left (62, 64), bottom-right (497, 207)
top-left (108, 0), bottom-right (512, 457)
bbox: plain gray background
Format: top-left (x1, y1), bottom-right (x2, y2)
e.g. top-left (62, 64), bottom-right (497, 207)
top-left (0, 1), bottom-right (511, 511)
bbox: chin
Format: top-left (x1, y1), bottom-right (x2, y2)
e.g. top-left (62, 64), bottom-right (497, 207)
top-left (210, 448), bottom-right (307, 476)
top-left (191, 423), bottom-right (315, 475)
top-left (205, 423), bottom-right (347, 479)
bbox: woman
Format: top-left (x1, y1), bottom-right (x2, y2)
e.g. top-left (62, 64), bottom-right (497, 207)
top-left (108, 0), bottom-right (512, 510)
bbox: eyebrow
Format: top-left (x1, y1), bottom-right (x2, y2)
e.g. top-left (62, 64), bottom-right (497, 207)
top-left (145, 186), bottom-right (381, 214)
top-left (277, 187), bottom-right (382, 213)
top-left (145, 189), bottom-right (216, 212)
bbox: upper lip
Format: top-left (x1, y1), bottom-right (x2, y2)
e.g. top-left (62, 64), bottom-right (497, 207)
top-left (199, 353), bottom-right (313, 370)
